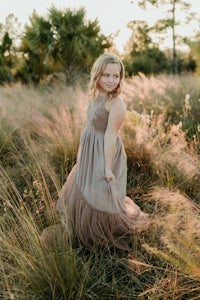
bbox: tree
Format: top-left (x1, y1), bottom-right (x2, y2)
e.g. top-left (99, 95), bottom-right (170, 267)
top-left (0, 14), bottom-right (22, 83)
top-left (20, 12), bottom-right (54, 82)
top-left (124, 20), bottom-right (169, 75)
top-left (20, 7), bottom-right (112, 84)
top-left (125, 20), bottom-right (152, 55)
top-left (133, 0), bottom-right (196, 74)
top-left (187, 33), bottom-right (200, 74)
top-left (0, 32), bottom-right (12, 64)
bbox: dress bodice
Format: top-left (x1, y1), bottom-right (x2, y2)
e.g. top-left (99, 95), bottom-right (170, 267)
top-left (85, 96), bottom-right (109, 133)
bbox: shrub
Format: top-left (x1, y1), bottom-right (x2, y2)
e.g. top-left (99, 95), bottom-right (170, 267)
top-left (0, 66), bottom-right (13, 84)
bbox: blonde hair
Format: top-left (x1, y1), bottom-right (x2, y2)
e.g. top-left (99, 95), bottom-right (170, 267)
top-left (88, 53), bottom-right (125, 101)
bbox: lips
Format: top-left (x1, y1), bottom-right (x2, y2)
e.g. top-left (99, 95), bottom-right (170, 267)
top-left (105, 85), bottom-right (115, 88)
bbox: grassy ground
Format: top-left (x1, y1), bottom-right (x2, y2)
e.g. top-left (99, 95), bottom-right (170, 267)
top-left (0, 74), bottom-right (200, 299)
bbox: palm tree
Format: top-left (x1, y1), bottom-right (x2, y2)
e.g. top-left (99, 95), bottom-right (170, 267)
top-left (20, 7), bottom-right (112, 84)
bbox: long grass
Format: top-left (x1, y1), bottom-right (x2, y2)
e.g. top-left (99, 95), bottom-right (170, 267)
top-left (0, 74), bottom-right (200, 299)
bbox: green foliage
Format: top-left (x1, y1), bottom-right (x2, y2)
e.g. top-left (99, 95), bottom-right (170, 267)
top-left (0, 32), bottom-right (12, 55)
top-left (0, 32), bottom-right (14, 81)
top-left (0, 65), bottom-right (13, 83)
top-left (189, 35), bottom-right (200, 75)
top-left (126, 20), bottom-right (152, 53)
top-left (19, 13), bottom-right (54, 83)
top-left (49, 7), bottom-right (111, 84)
top-left (0, 32), bottom-right (15, 84)
top-left (124, 20), bottom-right (170, 75)
top-left (134, 0), bottom-right (195, 74)
top-left (0, 14), bottom-right (22, 84)
top-left (124, 47), bottom-right (170, 75)
top-left (0, 4), bottom-right (199, 84)
top-left (176, 52), bottom-right (197, 73)
top-left (20, 7), bottom-right (111, 84)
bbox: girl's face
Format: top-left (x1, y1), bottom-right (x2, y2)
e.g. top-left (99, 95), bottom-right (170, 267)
top-left (98, 63), bottom-right (120, 95)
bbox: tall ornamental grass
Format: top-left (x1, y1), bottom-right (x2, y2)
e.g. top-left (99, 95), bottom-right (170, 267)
top-left (0, 74), bottom-right (200, 299)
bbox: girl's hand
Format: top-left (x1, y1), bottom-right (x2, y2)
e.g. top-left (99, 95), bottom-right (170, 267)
top-left (105, 169), bottom-right (115, 182)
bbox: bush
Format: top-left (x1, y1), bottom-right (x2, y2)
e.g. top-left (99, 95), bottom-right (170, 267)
top-left (124, 47), bottom-right (170, 76)
top-left (0, 66), bottom-right (13, 84)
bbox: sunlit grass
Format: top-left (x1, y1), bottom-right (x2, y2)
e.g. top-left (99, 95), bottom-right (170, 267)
top-left (0, 74), bottom-right (200, 299)
top-left (123, 72), bottom-right (200, 145)
top-left (142, 187), bottom-right (200, 299)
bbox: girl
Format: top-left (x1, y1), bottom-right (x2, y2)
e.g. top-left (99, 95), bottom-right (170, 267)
top-left (55, 53), bottom-right (148, 250)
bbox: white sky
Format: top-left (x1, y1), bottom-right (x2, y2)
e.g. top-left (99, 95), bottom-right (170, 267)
top-left (0, 0), bottom-right (200, 52)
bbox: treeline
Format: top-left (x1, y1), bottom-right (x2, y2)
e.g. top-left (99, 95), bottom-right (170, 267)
top-left (0, 5), bottom-right (199, 85)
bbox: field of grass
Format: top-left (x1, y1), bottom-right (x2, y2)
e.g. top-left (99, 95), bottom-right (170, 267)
top-left (0, 74), bottom-right (200, 299)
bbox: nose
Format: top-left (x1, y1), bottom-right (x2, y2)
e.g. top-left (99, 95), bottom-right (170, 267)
top-left (108, 76), bottom-right (114, 82)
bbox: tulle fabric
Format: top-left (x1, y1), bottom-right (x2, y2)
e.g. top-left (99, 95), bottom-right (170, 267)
top-left (57, 166), bottom-right (147, 250)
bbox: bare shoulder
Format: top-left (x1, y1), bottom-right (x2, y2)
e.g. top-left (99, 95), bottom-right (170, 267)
top-left (110, 97), bottom-right (126, 118)
top-left (114, 97), bottom-right (126, 110)
top-left (107, 96), bottom-right (126, 113)
top-left (106, 97), bottom-right (126, 133)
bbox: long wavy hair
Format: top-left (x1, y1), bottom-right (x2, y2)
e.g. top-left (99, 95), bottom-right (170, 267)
top-left (88, 53), bottom-right (125, 102)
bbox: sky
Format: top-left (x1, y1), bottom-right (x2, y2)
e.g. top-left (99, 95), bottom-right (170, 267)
top-left (0, 0), bottom-right (200, 52)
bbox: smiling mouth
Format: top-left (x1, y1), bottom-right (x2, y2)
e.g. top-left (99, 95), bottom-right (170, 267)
top-left (106, 85), bottom-right (115, 88)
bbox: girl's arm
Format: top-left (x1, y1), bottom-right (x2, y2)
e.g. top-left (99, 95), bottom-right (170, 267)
top-left (104, 98), bottom-right (126, 182)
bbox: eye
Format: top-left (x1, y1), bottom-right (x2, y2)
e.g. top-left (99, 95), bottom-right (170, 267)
top-left (102, 73), bottom-right (109, 77)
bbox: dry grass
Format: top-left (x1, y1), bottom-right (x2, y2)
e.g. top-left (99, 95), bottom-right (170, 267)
top-left (122, 108), bottom-right (200, 201)
top-left (144, 188), bottom-right (200, 276)
top-left (0, 74), bottom-right (200, 299)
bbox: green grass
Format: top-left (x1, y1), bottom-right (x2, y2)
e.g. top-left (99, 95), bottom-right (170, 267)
top-left (0, 74), bottom-right (200, 299)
